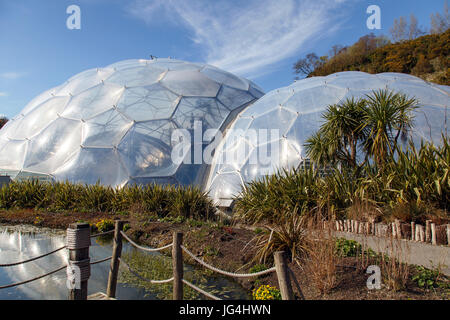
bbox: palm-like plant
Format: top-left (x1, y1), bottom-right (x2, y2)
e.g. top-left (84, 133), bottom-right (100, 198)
top-left (361, 89), bottom-right (418, 166)
top-left (305, 90), bottom-right (418, 169)
top-left (305, 98), bottom-right (367, 168)
top-left (304, 131), bottom-right (334, 167)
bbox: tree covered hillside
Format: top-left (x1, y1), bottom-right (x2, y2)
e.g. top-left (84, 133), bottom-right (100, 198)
top-left (294, 3), bottom-right (450, 85)
top-left (309, 31), bottom-right (449, 85)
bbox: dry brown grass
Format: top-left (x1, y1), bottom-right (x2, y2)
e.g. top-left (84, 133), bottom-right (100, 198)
top-left (299, 218), bottom-right (341, 295)
top-left (346, 199), bottom-right (381, 222)
top-left (303, 230), bottom-right (339, 295)
top-left (377, 236), bottom-right (410, 291)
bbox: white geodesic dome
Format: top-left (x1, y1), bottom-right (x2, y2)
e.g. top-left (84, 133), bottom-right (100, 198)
top-left (205, 72), bottom-right (450, 207)
top-left (0, 59), bottom-right (264, 187)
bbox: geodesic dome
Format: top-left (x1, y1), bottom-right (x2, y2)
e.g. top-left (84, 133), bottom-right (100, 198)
top-left (0, 59), bottom-right (264, 187)
top-left (205, 72), bottom-right (450, 207)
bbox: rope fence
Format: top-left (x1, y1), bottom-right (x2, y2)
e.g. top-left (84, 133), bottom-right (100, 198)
top-left (91, 230), bottom-right (115, 238)
top-left (107, 224), bottom-right (294, 300)
top-left (90, 256), bottom-right (112, 265)
top-left (0, 245), bottom-right (67, 268)
top-left (0, 264), bottom-right (67, 290)
top-left (120, 231), bottom-right (173, 252)
top-left (181, 245), bottom-right (276, 278)
top-left (118, 258), bottom-right (174, 284)
top-left (182, 279), bottom-right (222, 301)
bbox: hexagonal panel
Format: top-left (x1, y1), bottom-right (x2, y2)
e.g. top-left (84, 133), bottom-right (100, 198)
top-left (116, 83), bottom-right (179, 121)
top-left (82, 109), bottom-right (133, 147)
top-left (61, 83), bottom-right (125, 120)
top-left (106, 65), bottom-right (166, 87)
top-left (161, 69), bottom-right (221, 97)
top-left (172, 97), bottom-right (229, 130)
top-left (10, 96), bottom-right (70, 140)
top-left (23, 118), bottom-right (82, 174)
top-left (118, 121), bottom-right (178, 178)
top-left (54, 147), bottom-right (128, 187)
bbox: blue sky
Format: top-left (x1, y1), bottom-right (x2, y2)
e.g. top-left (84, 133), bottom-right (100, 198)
top-left (0, 0), bottom-right (447, 119)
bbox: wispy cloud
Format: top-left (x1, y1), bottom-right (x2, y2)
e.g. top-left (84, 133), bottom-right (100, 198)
top-left (0, 92), bottom-right (7, 97)
top-left (0, 72), bottom-right (25, 80)
top-left (127, 0), bottom-right (352, 78)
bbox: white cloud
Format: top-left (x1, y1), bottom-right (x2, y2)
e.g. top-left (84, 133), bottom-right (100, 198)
top-left (0, 72), bottom-right (25, 80)
top-left (0, 92), bottom-right (7, 97)
top-left (127, 0), bottom-right (352, 78)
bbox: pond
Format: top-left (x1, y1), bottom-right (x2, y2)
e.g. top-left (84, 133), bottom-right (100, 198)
top-left (0, 224), bottom-right (249, 300)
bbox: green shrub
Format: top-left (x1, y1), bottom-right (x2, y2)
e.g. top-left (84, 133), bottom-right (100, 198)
top-left (79, 183), bottom-right (115, 212)
top-left (142, 184), bottom-right (171, 217)
top-left (49, 181), bottom-right (83, 211)
top-left (249, 264), bottom-right (268, 274)
top-left (412, 265), bottom-right (449, 289)
top-left (169, 186), bottom-right (215, 220)
top-left (335, 238), bottom-right (362, 257)
top-left (0, 180), bottom-right (215, 221)
top-left (95, 219), bottom-right (115, 232)
top-left (0, 179), bottom-right (51, 209)
top-left (234, 167), bottom-right (319, 224)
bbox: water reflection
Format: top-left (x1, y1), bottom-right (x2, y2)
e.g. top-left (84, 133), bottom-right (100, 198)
top-left (0, 225), bottom-right (153, 300)
top-left (0, 225), bottom-right (248, 300)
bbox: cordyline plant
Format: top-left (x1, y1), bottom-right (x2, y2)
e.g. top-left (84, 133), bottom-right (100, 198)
top-left (305, 89), bottom-right (418, 170)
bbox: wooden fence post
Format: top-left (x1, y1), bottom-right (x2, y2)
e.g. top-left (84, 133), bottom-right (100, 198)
top-left (172, 232), bottom-right (183, 300)
top-left (431, 223), bottom-right (437, 245)
top-left (274, 251), bottom-right (294, 300)
top-left (411, 222), bottom-right (415, 241)
top-left (447, 225), bottom-right (450, 246)
top-left (106, 220), bottom-right (124, 298)
top-left (391, 222), bottom-right (396, 239)
top-left (395, 220), bottom-right (402, 239)
top-left (418, 225), bottom-right (425, 242)
top-left (425, 220), bottom-right (431, 243)
top-left (67, 223), bottom-right (91, 300)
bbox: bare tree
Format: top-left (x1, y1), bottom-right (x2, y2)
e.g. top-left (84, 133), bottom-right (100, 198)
top-left (329, 45), bottom-right (344, 58)
top-left (390, 16), bottom-right (408, 42)
top-left (430, 1), bottom-right (450, 34)
top-left (408, 14), bottom-right (425, 39)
